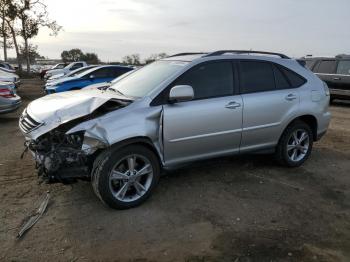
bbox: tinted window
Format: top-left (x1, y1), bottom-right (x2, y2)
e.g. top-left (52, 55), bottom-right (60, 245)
top-left (273, 66), bottom-right (290, 89)
top-left (71, 63), bottom-right (83, 70)
top-left (90, 68), bottom-right (111, 78)
top-left (240, 61), bottom-right (275, 94)
top-left (336, 60), bottom-right (350, 75)
top-left (279, 66), bottom-right (306, 88)
top-left (175, 62), bottom-right (234, 99)
top-left (110, 67), bottom-right (131, 78)
top-left (315, 60), bottom-right (337, 74)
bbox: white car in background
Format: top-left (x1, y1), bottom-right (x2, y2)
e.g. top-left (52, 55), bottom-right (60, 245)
top-left (0, 70), bottom-right (20, 87)
top-left (0, 62), bottom-right (16, 73)
top-left (46, 65), bottom-right (98, 82)
top-left (44, 61), bottom-right (88, 80)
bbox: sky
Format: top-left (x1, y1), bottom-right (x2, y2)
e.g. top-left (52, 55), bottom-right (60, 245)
top-left (5, 0), bottom-right (350, 62)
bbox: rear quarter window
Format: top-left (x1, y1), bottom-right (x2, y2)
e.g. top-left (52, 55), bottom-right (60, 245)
top-left (278, 66), bottom-right (306, 88)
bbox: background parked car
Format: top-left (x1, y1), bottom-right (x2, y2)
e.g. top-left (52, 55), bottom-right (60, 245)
top-left (46, 65), bottom-right (98, 82)
top-left (303, 55), bottom-right (350, 101)
top-left (45, 65), bottom-right (134, 93)
top-left (0, 70), bottom-right (20, 88)
top-left (40, 63), bottom-right (67, 79)
top-left (0, 62), bottom-right (16, 73)
top-left (84, 67), bottom-right (135, 90)
top-left (44, 61), bottom-right (87, 80)
top-left (0, 85), bottom-right (21, 114)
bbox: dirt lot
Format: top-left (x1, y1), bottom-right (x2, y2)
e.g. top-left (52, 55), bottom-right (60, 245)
top-left (1, 79), bottom-right (350, 262)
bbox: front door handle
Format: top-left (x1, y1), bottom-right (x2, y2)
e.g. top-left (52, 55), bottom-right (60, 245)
top-left (333, 77), bottom-right (341, 81)
top-left (285, 94), bottom-right (297, 101)
top-left (225, 101), bottom-right (241, 109)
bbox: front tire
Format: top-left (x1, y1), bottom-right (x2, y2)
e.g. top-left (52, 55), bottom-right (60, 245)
top-left (275, 121), bottom-right (313, 167)
top-left (92, 145), bottom-right (160, 209)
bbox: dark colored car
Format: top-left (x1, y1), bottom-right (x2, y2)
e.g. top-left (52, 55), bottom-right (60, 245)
top-left (303, 56), bottom-right (350, 101)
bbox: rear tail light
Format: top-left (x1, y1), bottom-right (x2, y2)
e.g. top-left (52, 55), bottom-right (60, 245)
top-left (0, 88), bottom-right (15, 98)
top-left (323, 82), bottom-right (330, 96)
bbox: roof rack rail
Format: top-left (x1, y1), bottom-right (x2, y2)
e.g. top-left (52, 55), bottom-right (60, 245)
top-left (168, 52), bottom-right (208, 58)
top-left (205, 50), bottom-right (290, 59)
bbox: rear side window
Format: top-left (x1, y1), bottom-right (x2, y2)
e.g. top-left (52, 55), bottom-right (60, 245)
top-left (240, 61), bottom-right (275, 94)
top-left (278, 66), bottom-right (306, 88)
top-left (175, 61), bottom-right (234, 99)
top-left (273, 66), bottom-right (290, 89)
top-left (314, 60), bottom-right (337, 74)
top-left (336, 60), bottom-right (350, 75)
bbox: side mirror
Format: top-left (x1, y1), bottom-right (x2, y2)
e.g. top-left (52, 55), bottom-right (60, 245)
top-left (169, 85), bottom-right (194, 103)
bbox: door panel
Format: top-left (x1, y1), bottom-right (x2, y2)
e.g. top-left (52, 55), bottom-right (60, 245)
top-left (240, 89), bottom-right (299, 151)
top-left (163, 95), bottom-right (243, 165)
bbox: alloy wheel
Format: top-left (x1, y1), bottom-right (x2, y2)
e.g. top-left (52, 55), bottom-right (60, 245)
top-left (109, 154), bottom-right (154, 202)
top-left (287, 129), bottom-right (310, 162)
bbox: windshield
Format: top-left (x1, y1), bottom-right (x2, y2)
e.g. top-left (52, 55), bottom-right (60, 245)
top-left (109, 60), bottom-right (189, 97)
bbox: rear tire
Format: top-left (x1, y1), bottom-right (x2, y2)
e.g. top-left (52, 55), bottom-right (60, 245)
top-left (275, 121), bottom-right (313, 167)
top-left (91, 145), bottom-right (160, 209)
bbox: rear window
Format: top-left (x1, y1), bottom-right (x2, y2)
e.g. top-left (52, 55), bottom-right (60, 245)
top-left (240, 61), bottom-right (275, 94)
top-left (314, 60), bottom-right (337, 74)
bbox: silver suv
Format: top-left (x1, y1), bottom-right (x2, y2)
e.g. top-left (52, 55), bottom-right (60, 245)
top-left (19, 50), bottom-right (331, 209)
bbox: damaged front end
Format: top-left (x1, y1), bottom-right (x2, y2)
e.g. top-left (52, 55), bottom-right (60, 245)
top-left (26, 130), bottom-right (90, 183)
top-left (20, 89), bottom-right (133, 183)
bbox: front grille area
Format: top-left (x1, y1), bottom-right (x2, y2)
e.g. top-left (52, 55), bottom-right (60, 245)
top-left (19, 109), bottom-right (43, 133)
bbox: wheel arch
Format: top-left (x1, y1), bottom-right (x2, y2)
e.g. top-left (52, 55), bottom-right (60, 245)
top-left (104, 136), bottom-right (163, 166)
top-left (281, 114), bottom-right (318, 142)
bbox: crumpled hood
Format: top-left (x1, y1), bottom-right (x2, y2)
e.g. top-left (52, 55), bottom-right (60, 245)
top-left (25, 88), bottom-right (131, 140)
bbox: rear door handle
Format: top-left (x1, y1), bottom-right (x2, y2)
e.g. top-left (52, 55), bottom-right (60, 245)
top-left (225, 101), bottom-right (241, 109)
top-left (333, 77), bottom-right (341, 81)
top-left (285, 94), bottom-right (297, 101)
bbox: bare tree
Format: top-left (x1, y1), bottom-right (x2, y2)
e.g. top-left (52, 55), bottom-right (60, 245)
top-left (11, 0), bottom-right (61, 73)
top-left (144, 53), bottom-right (168, 64)
top-left (122, 54), bottom-right (141, 65)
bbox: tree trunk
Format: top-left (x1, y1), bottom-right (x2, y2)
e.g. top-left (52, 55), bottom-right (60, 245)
top-left (1, 13), bottom-right (7, 61)
top-left (21, 18), bottom-right (30, 73)
top-left (24, 37), bottom-right (30, 73)
top-left (6, 20), bottom-right (22, 72)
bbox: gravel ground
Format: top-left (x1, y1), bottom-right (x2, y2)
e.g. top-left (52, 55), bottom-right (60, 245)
top-left (0, 79), bottom-right (349, 262)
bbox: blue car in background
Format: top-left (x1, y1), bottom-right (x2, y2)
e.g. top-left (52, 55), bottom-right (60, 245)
top-left (45, 65), bottom-right (134, 94)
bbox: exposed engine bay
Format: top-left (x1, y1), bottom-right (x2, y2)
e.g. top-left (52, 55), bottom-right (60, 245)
top-left (27, 130), bottom-right (88, 183)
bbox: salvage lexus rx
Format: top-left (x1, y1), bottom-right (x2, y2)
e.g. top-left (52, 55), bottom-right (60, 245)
top-left (19, 51), bottom-right (331, 209)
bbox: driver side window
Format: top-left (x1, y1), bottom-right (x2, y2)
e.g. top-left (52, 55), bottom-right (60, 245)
top-left (174, 61), bottom-right (234, 100)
